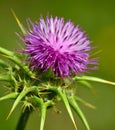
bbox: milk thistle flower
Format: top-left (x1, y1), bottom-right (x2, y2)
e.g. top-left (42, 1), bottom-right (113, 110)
top-left (22, 16), bottom-right (96, 77)
top-left (0, 12), bottom-right (115, 130)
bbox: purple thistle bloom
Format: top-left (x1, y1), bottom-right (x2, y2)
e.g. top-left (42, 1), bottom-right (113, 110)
top-left (21, 16), bottom-right (96, 77)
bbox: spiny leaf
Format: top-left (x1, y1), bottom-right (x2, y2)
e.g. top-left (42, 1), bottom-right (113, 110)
top-left (22, 100), bottom-right (34, 112)
top-left (0, 47), bottom-right (35, 79)
top-left (7, 86), bottom-right (37, 119)
top-left (0, 74), bottom-right (12, 82)
top-left (33, 96), bottom-right (46, 130)
top-left (75, 96), bottom-right (96, 109)
top-left (76, 80), bottom-right (97, 95)
top-left (11, 9), bottom-right (26, 34)
top-left (68, 96), bottom-right (90, 130)
top-left (27, 96), bottom-right (41, 107)
top-left (74, 76), bottom-right (115, 86)
top-left (0, 92), bottom-right (18, 101)
top-left (77, 80), bottom-right (93, 89)
top-left (0, 47), bottom-right (14, 57)
top-left (57, 87), bottom-right (77, 130)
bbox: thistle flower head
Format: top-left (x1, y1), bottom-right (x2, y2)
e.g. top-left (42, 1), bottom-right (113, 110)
top-left (21, 16), bottom-right (96, 77)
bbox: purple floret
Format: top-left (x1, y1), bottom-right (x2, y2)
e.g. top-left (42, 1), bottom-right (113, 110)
top-left (21, 16), bottom-right (96, 77)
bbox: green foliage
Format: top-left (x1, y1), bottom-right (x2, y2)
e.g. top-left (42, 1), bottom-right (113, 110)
top-left (0, 47), bottom-right (115, 130)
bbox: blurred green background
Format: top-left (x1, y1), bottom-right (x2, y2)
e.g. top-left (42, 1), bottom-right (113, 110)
top-left (0, 0), bottom-right (115, 130)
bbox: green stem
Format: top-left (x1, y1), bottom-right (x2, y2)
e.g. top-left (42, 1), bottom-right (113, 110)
top-left (40, 103), bottom-right (47, 130)
top-left (16, 107), bottom-right (32, 130)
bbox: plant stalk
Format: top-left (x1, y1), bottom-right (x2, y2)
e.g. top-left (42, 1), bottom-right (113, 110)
top-left (16, 107), bottom-right (32, 130)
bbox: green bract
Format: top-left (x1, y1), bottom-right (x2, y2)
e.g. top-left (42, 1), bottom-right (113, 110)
top-left (0, 47), bottom-right (115, 130)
